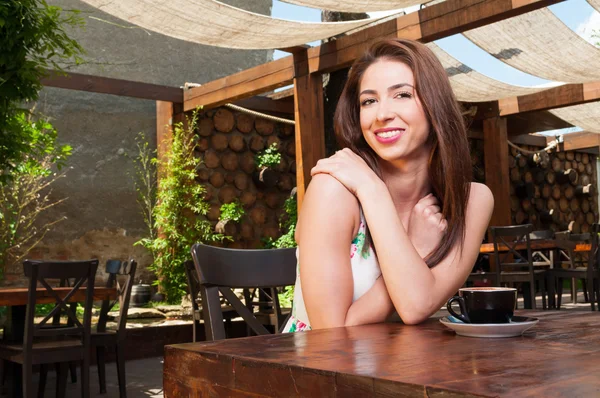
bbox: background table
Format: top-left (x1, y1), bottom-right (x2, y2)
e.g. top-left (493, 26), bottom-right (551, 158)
top-left (0, 287), bottom-right (117, 342)
top-left (164, 311), bottom-right (600, 397)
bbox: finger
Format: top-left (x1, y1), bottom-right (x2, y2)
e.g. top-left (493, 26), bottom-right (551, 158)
top-left (417, 194), bottom-right (438, 207)
top-left (438, 218), bottom-right (448, 232)
top-left (428, 205), bottom-right (441, 214)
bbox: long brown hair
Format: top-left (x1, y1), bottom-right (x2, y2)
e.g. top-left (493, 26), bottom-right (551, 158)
top-left (334, 38), bottom-right (472, 267)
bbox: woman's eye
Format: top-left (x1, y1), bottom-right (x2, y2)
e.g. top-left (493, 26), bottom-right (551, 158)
top-left (395, 91), bottom-right (412, 99)
top-left (361, 98), bottom-right (376, 106)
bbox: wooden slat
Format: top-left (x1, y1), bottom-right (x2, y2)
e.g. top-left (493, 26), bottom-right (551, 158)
top-left (484, 117), bottom-right (512, 228)
top-left (498, 83), bottom-right (600, 116)
top-left (0, 287), bottom-right (116, 307)
top-left (418, 0), bottom-right (562, 41)
top-left (183, 0), bottom-right (561, 110)
top-left (233, 96), bottom-right (294, 115)
top-left (184, 57), bottom-right (295, 111)
top-left (560, 132), bottom-right (600, 152)
top-left (294, 71), bottom-right (325, 209)
top-left (468, 129), bottom-right (549, 147)
top-left (42, 70), bottom-right (182, 103)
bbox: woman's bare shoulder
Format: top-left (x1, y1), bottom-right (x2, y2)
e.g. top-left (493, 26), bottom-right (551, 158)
top-left (296, 174), bottom-right (361, 237)
top-left (467, 182), bottom-right (494, 213)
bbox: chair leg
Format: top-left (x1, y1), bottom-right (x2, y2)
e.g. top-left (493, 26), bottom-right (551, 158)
top-left (69, 361), bottom-right (77, 383)
top-left (587, 278), bottom-right (595, 311)
top-left (582, 279), bottom-right (589, 303)
top-left (82, 353), bottom-right (90, 398)
top-left (540, 278), bottom-right (547, 310)
top-left (557, 278), bottom-right (563, 309)
top-left (97, 346), bottom-right (107, 394)
top-left (22, 362), bottom-right (33, 398)
top-left (529, 280), bottom-right (536, 310)
top-left (116, 343), bottom-right (127, 398)
top-left (56, 362), bottom-right (68, 398)
top-left (37, 364), bottom-right (48, 398)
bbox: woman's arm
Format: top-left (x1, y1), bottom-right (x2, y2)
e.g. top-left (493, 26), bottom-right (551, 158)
top-left (311, 149), bottom-right (494, 325)
top-left (360, 181), bottom-right (493, 324)
top-left (296, 174), bottom-right (393, 329)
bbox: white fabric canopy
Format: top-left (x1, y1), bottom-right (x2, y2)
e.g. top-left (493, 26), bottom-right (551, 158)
top-left (427, 43), bottom-right (558, 102)
top-left (281, 0), bottom-right (421, 12)
top-left (550, 103), bottom-right (600, 133)
top-left (80, 0), bottom-right (385, 49)
top-left (464, 8), bottom-right (600, 83)
top-left (587, 0), bottom-right (600, 13)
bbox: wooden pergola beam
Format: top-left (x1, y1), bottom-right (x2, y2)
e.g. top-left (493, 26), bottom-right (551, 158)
top-left (557, 132), bottom-right (600, 152)
top-left (293, 50), bottom-right (325, 208)
top-left (184, 0), bottom-right (562, 111)
top-left (42, 70), bottom-right (183, 103)
top-left (184, 57), bottom-right (295, 111)
top-left (498, 82), bottom-right (600, 116)
top-left (483, 117), bottom-right (512, 229)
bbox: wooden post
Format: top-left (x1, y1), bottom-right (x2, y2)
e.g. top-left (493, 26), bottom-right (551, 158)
top-left (293, 51), bottom-right (325, 210)
top-left (484, 117), bottom-right (512, 228)
top-left (156, 101), bottom-right (185, 177)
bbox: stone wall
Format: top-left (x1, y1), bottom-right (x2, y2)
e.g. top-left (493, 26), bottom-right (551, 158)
top-left (195, 107), bottom-right (297, 248)
top-left (2, 0), bottom-right (273, 286)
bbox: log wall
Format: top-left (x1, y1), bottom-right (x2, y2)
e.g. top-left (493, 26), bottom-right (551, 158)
top-left (195, 107), bottom-right (296, 248)
top-left (469, 138), bottom-right (599, 233)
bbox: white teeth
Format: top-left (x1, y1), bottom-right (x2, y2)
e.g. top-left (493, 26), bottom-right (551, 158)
top-left (376, 129), bottom-right (403, 138)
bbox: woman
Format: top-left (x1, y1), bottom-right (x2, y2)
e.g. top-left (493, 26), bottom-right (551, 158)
top-left (283, 38), bottom-right (494, 332)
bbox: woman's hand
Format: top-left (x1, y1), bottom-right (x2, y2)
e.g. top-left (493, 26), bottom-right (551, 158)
top-left (407, 194), bottom-right (447, 259)
top-left (310, 148), bottom-right (383, 198)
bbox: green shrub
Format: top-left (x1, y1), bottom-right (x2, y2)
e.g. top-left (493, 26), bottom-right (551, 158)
top-left (135, 110), bottom-right (226, 303)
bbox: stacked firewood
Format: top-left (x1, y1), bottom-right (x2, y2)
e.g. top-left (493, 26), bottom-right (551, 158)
top-left (195, 107), bottom-right (296, 248)
top-left (508, 145), bottom-right (598, 233)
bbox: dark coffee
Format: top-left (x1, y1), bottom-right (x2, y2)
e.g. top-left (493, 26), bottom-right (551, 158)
top-left (446, 287), bottom-right (517, 324)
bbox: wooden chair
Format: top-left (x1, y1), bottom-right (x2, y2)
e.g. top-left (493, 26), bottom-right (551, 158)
top-left (92, 259), bottom-right (136, 397)
top-left (0, 259), bottom-right (98, 398)
top-left (529, 230), bottom-right (554, 268)
top-left (491, 224), bottom-right (548, 310)
top-left (551, 226), bottom-right (599, 310)
top-left (183, 260), bottom-right (204, 343)
top-left (39, 259), bottom-right (136, 397)
top-left (190, 243), bottom-right (296, 341)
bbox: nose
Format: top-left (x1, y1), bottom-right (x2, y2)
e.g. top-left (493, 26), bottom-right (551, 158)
top-left (376, 99), bottom-right (394, 122)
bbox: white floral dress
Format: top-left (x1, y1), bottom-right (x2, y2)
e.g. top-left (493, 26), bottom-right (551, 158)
top-left (282, 210), bottom-right (382, 332)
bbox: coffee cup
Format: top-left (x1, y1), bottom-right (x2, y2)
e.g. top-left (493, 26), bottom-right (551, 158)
top-left (446, 287), bottom-right (517, 324)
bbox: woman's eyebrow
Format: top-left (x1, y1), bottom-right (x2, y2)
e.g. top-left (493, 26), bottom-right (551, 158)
top-left (359, 83), bottom-right (414, 97)
top-left (388, 83), bottom-right (414, 91)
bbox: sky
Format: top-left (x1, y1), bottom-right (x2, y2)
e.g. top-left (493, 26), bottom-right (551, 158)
top-left (270, 0), bottom-right (600, 133)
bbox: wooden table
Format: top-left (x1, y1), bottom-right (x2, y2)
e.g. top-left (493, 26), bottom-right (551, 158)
top-left (164, 311), bottom-right (600, 397)
top-left (480, 239), bottom-right (590, 254)
top-left (1, 287), bottom-right (117, 342)
top-left (479, 240), bottom-right (591, 308)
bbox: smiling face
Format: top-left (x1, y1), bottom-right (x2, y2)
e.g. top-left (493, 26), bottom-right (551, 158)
top-left (358, 59), bottom-right (431, 167)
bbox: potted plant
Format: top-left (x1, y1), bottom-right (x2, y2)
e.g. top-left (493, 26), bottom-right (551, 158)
top-left (254, 143), bottom-right (281, 188)
top-left (216, 200), bottom-right (245, 234)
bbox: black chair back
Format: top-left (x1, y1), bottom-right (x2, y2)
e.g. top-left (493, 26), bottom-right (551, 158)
top-left (183, 260), bottom-right (203, 342)
top-left (491, 224), bottom-right (534, 277)
top-left (190, 243), bottom-right (296, 341)
top-left (97, 259), bottom-right (137, 336)
top-left (23, 260), bottom-right (98, 343)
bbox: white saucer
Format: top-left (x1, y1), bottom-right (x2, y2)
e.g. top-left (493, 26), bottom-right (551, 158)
top-left (440, 315), bottom-right (539, 338)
